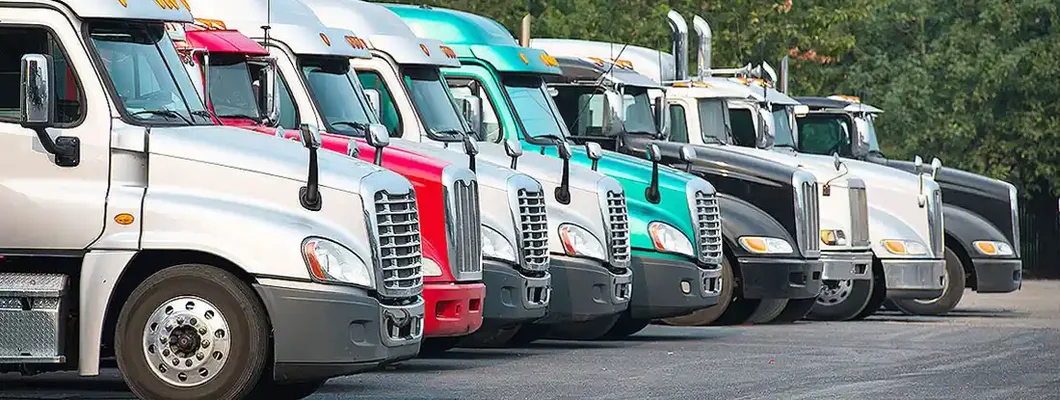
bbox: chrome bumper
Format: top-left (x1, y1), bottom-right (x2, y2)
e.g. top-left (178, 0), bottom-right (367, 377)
top-left (820, 250), bottom-right (873, 281)
top-left (881, 258), bottom-right (945, 291)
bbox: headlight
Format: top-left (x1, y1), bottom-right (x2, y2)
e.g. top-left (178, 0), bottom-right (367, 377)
top-left (973, 240), bottom-right (1015, 256)
top-left (738, 236), bottom-right (794, 254)
top-left (558, 224), bottom-right (606, 260)
top-left (820, 229), bottom-right (847, 246)
top-left (302, 237), bottom-right (374, 288)
top-left (422, 257), bottom-right (443, 277)
top-left (648, 222), bottom-right (694, 258)
top-left (881, 239), bottom-right (928, 255)
top-left (482, 226), bottom-right (517, 262)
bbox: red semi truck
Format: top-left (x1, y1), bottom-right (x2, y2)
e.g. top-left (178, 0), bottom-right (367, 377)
top-left (168, 20), bottom-right (486, 340)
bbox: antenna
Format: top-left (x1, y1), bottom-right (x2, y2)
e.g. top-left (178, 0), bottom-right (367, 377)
top-left (262, 0), bottom-right (272, 49)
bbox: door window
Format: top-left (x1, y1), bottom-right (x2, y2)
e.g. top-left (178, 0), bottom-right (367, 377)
top-left (0, 27), bottom-right (84, 125)
top-left (668, 104), bottom-right (689, 143)
top-left (447, 77), bottom-right (502, 142)
top-left (356, 71), bottom-right (402, 137)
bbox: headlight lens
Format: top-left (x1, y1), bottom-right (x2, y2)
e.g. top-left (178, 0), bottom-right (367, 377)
top-left (422, 257), bottom-right (443, 277)
top-left (882, 239), bottom-right (928, 255)
top-left (820, 229), bottom-right (847, 246)
top-left (482, 226), bottom-right (517, 262)
top-left (648, 222), bottom-right (695, 257)
top-left (558, 224), bottom-right (606, 260)
top-left (302, 238), bottom-right (374, 288)
top-left (738, 236), bottom-right (794, 254)
top-left (973, 240), bottom-right (1015, 256)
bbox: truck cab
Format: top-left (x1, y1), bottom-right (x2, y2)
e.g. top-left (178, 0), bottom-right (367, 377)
top-left (795, 95), bottom-right (1022, 315)
top-left (301, 0), bottom-right (633, 346)
top-left (392, 5), bottom-right (731, 338)
top-left (178, 0), bottom-right (488, 348)
top-left (0, 1), bottom-right (423, 398)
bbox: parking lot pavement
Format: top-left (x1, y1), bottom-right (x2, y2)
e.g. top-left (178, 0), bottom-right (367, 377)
top-left (3, 281), bottom-right (1059, 400)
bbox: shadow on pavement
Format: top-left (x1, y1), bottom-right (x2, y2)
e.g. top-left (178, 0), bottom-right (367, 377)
top-left (419, 349), bottom-right (531, 361)
top-left (0, 374), bottom-right (133, 398)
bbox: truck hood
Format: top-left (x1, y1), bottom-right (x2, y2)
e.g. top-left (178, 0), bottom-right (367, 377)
top-left (723, 145), bottom-right (853, 187)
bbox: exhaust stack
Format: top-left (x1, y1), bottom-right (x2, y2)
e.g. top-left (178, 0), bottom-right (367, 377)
top-left (779, 55), bottom-right (790, 93)
top-left (520, 15), bottom-right (532, 47)
top-left (691, 15), bottom-right (712, 78)
top-left (666, 10), bottom-right (689, 81)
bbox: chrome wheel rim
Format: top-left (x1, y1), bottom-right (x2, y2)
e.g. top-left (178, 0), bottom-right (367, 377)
top-left (142, 296), bottom-right (231, 387)
top-left (816, 279), bottom-right (853, 306)
top-left (913, 265), bottom-right (949, 305)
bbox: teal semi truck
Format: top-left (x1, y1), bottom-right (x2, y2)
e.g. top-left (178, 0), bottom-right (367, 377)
top-left (390, 5), bottom-right (728, 338)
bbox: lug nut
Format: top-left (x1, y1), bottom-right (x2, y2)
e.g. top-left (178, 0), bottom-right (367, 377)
top-left (190, 318), bottom-right (197, 326)
top-left (199, 327), bottom-right (207, 335)
top-left (172, 358), bottom-right (180, 366)
top-left (160, 336), bottom-right (168, 344)
top-left (163, 349), bottom-right (171, 357)
top-left (201, 340), bottom-right (210, 348)
top-left (196, 352), bottom-right (205, 360)
top-left (185, 359), bottom-right (193, 367)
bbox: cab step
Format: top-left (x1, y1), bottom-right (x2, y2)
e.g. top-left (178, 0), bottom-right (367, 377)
top-left (0, 273), bottom-right (69, 364)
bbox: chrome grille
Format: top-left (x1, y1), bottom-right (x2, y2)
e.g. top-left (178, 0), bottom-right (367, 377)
top-left (444, 169), bottom-right (483, 282)
top-left (793, 171), bottom-right (821, 256)
top-left (516, 188), bottom-right (550, 271)
top-left (927, 187), bottom-right (944, 256)
top-left (604, 190), bottom-right (631, 267)
top-left (848, 182), bottom-right (870, 247)
top-left (693, 190), bottom-right (723, 265)
top-left (373, 190), bottom-right (423, 297)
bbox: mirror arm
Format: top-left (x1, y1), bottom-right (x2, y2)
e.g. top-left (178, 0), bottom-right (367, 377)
top-left (645, 161), bottom-right (661, 204)
top-left (555, 159), bottom-right (571, 204)
top-left (299, 147), bottom-right (321, 211)
top-left (31, 127), bottom-right (80, 167)
top-left (510, 156), bottom-right (518, 170)
top-left (374, 147), bottom-right (384, 166)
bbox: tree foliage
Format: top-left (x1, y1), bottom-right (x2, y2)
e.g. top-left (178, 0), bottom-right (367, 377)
top-left (394, 0), bottom-right (1059, 196)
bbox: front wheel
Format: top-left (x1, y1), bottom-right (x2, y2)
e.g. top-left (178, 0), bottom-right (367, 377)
top-left (745, 299), bottom-right (789, 324)
top-left (891, 248), bottom-right (965, 316)
top-left (418, 337), bottom-right (463, 357)
top-left (808, 278), bottom-right (875, 321)
top-left (601, 315), bottom-right (650, 339)
top-left (547, 314), bottom-right (622, 341)
top-left (115, 265), bottom-right (270, 400)
top-left (658, 258), bottom-right (735, 326)
top-left (457, 326), bottom-right (521, 348)
top-left (771, 298), bottom-right (817, 323)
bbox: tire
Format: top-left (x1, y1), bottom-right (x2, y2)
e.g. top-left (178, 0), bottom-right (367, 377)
top-left (745, 298), bottom-right (789, 324)
top-left (772, 298), bottom-right (817, 323)
top-left (115, 265), bottom-right (269, 400)
top-left (658, 258), bottom-right (735, 326)
top-left (891, 248), bottom-right (966, 316)
top-left (418, 337), bottom-right (462, 356)
top-left (248, 379), bottom-right (328, 400)
top-left (851, 259), bottom-right (888, 321)
top-left (507, 324), bottom-right (550, 346)
top-left (547, 314), bottom-right (622, 341)
top-left (808, 278), bottom-right (875, 321)
top-left (457, 326), bottom-right (521, 348)
top-left (601, 315), bottom-right (650, 339)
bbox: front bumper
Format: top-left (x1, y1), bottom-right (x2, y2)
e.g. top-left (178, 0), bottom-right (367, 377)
top-left (480, 259), bottom-right (549, 328)
top-left (820, 250), bottom-right (873, 281)
top-left (736, 256), bottom-right (823, 299)
top-left (971, 258), bottom-right (1022, 293)
top-left (536, 255), bottom-right (631, 324)
top-left (423, 281), bottom-right (485, 338)
top-left (881, 258), bottom-right (945, 299)
top-left (254, 279), bottom-right (423, 383)
top-left (627, 253), bottom-right (720, 320)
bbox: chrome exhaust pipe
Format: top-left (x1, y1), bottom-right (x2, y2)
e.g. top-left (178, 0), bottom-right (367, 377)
top-left (666, 10), bottom-right (689, 81)
top-left (692, 15), bottom-right (712, 78)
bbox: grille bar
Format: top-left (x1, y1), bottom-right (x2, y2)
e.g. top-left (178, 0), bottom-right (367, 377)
top-left (928, 188), bottom-right (944, 256)
top-left (604, 191), bottom-right (631, 267)
top-left (445, 176), bottom-right (483, 281)
top-left (374, 190), bottom-right (423, 297)
top-left (517, 188), bottom-right (550, 271)
top-left (803, 181), bottom-right (821, 253)
top-left (849, 186), bottom-right (870, 247)
top-left (693, 191), bottom-right (723, 264)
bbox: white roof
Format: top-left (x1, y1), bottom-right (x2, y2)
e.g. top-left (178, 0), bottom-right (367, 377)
top-left (54, 0), bottom-right (193, 23)
top-left (531, 38), bottom-right (676, 83)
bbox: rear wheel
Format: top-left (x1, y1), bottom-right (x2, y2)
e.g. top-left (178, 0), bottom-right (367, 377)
top-left (891, 248), bottom-right (965, 316)
top-left (602, 315), bottom-right (651, 339)
top-left (547, 314), bottom-right (622, 340)
top-left (457, 326), bottom-right (521, 348)
top-left (115, 265), bottom-right (269, 400)
top-left (771, 298), bottom-right (817, 323)
top-left (659, 258), bottom-right (734, 326)
top-left (808, 278), bottom-right (875, 321)
top-left (745, 299), bottom-right (789, 324)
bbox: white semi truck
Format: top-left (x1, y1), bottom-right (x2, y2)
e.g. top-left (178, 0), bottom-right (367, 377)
top-left (0, 1), bottom-right (424, 399)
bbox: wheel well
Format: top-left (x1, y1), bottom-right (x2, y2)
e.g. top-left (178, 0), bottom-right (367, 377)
top-left (99, 250), bottom-right (264, 358)
top-left (722, 235), bottom-right (741, 280)
top-left (945, 234), bottom-right (976, 289)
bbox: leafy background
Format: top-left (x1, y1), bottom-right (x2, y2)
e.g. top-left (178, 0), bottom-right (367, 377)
top-left (390, 0), bottom-right (1060, 274)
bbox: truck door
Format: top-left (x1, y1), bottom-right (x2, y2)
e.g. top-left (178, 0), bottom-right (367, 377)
top-left (0, 9), bottom-right (111, 250)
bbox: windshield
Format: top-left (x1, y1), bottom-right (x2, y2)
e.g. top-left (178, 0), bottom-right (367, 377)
top-left (857, 114), bottom-right (883, 153)
top-left (772, 107), bottom-right (796, 148)
top-left (90, 22), bottom-right (209, 125)
top-left (623, 88), bottom-right (656, 135)
top-left (208, 57), bottom-right (260, 121)
top-left (697, 99), bottom-right (730, 144)
top-left (299, 56), bottom-right (373, 136)
top-left (502, 74), bottom-right (569, 141)
top-left (403, 66), bottom-right (465, 140)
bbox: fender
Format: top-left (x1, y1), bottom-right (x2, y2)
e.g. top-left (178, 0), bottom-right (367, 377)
top-left (716, 193), bottom-right (798, 259)
top-left (943, 203), bottom-right (1013, 258)
top-left (866, 203), bottom-right (926, 259)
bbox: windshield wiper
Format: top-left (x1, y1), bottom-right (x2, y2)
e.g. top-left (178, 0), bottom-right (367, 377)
top-left (331, 121), bottom-right (369, 133)
top-left (534, 133), bottom-right (570, 144)
top-left (190, 110), bottom-right (213, 120)
top-left (216, 113), bottom-right (261, 123)
top-left (131, 110), bottom-right (192, 125)
top-left (431, 128), bottom-right (464, 137)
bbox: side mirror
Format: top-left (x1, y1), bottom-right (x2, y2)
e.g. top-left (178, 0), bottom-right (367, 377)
top-left (366, 123), bottom-right (390, 166)
top-left (457, 96), bottom-right (484, 138)
top-left (793, 104), bottom-right (809, 117)
top-left (653, 95), bottom-right (670, 137)
top-left (462, 133), bottom-right (479, 172)
top-left (556, 139), bottom-right (573, 160)
top-left (299, 123), bottom-right (321, 150)
top-left (757, 107), bottom-right (775, 149)
top-left (601, 90), bottom-right (625, 136)
top-left (504, 138), bottom-right (522, 169)
top-left (833, 152), bottom-right (842, 171)
top-left (364, 89), bottom-right (382, 122)
top-left (931, 157), bottom-right (942, 179)
top-left (585, 142), bottom-right (603, 171)
top-left (346, 138), bottom-right (360, 158)
top-left (20, 54), bottom-right (54, 128)
top-left (646, 143), bottom-right (662, 162)
top-left (645, 143), bottom-right (662, 203)
top-left (679, 145), bottom-right (696, 173)
top-left (258, 60), bottom-right (280, 125)
top-left (914, 155), bottom-right (924, 172)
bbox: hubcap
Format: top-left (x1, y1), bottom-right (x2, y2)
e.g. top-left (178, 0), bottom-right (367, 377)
top-left (142, 296), bottom-right (231, 387)
top-left (816, 279), bottom-right (853, 306)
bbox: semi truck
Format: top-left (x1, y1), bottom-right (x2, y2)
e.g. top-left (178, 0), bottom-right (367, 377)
top-left (177, 0), bottom-right (492, 350)
top-left (794, 95), bottom-right (1022, 315)
top-left (391, 5), bottom-right (736, 337)
top-left (0, 1), bottom-right (423, 399)
top-left (301, 0), bottom-right (633, 346)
